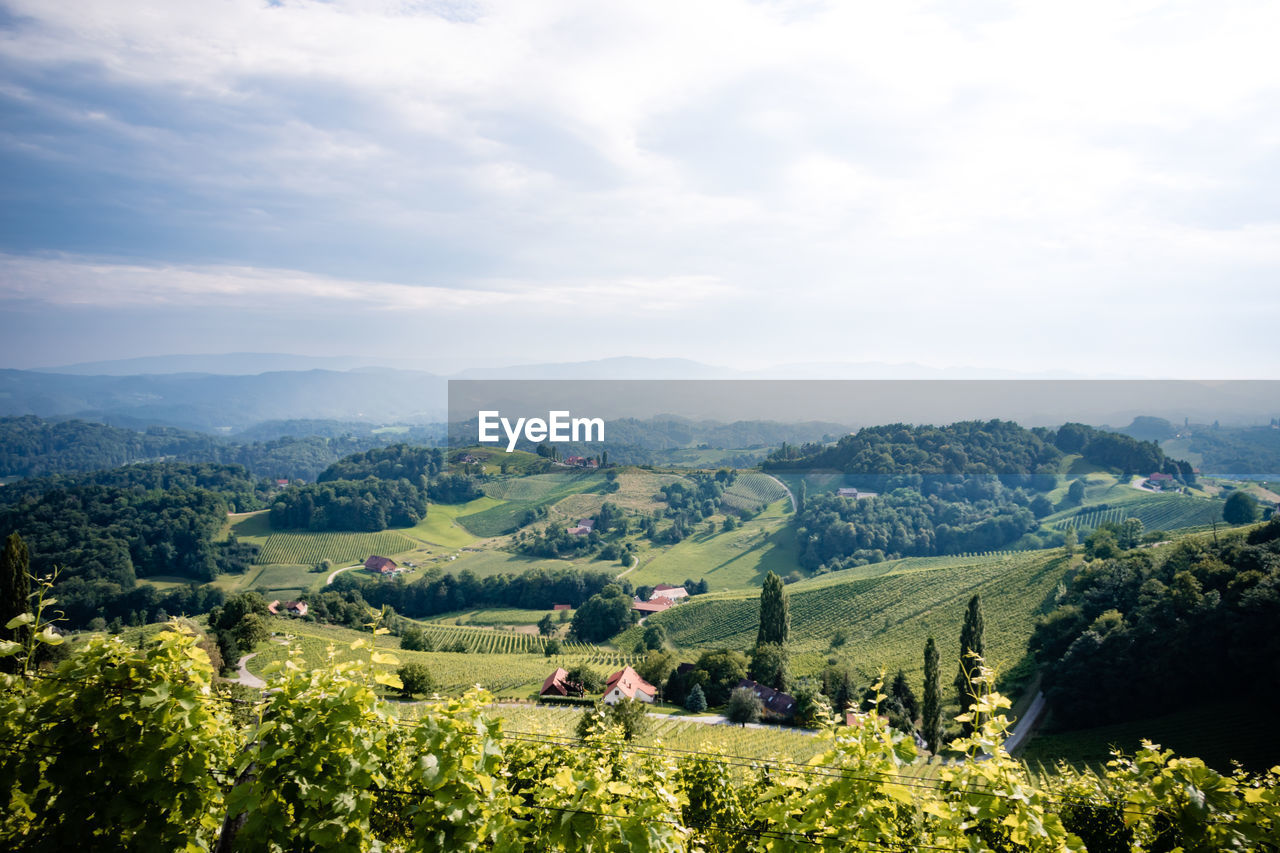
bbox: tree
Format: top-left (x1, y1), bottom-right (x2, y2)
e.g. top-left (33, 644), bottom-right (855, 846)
top-left (726, 687), bottom-right (763, 726)
top-left (605, 697), bottom-right (649, 741)
top-left (642, 623), bottom-right (667, 650)
top-left (757, 571), bottom-right (789, 647)
top-left (1118, 518), bottom-right (1144, 549)
top-left (889, 669), bottom-right (919, 722)
top-left (1062, 527), bottom-right (1077, 558)
top-left (636, 649), bottom-right (676, 694)
top-left (1, 532), bottom-right (31, 653)
top-left (692, 648), bottom-right (749, 706)
top-left (1224, 491), bottom-right (1260, 525)
top-left (684, 683), bottom-right (707, 712)
top-left (748, 642), bottom-right (790, 691)
top-left (543, 638), bottom-right (561, 657)
top-left (954, 594), bottom-right (986, 736)
top-left (1067, 479), bottom-right (1086, 505)
top-left (922, 636), bottom-right (941, 754)
top-left (565, 665), bottom-right (604, 697)
top-left (537, 613), bottom-right (555, 637)
top-left (397, 661), bottom-right (435, 697)
top-left (791, 680), bottom-right (833, 729)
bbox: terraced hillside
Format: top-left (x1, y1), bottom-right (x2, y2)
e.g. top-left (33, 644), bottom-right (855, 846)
top-left (617, 549), bottom-right (1071, 684)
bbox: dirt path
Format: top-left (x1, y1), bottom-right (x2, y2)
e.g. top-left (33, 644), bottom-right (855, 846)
top-left (230, 653), bottom-right (266, 689)
top-left (326, 564), bottom-right (361, 585)
top-left (1004, 691), bottom-right (1047, 754)
top-left (614, 553), bottom-right (640, 580)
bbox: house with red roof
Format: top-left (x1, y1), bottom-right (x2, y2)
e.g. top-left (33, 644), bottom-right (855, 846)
top-left (734, 678), bottom-right (796, 720)
top-left (603, 666), bottom-right (657, 704)
top-left (632, 597), bottom-right (672, 615)
top-left (540, 667), bottom-right (572, 697)
top-left (364, 555), bottom-right (399, 574)
top-left (267, 599), bottom-right (308, 617)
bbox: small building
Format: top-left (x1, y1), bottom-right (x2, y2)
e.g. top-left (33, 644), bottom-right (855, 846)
top-left (268, 599), bottom-right (308, 617)
top-left (652, 584), bottom-right (688, 601)
top-left (364, 555), bottom-right (399, 574)
top-left (603, 666), bottom-right (657, 704)
top-left (632, 597), bottom-right (672, 615)
top-left (1147, 472), bottom-right (1175, 490)
top-left (734, 678), bottom-right (796, 720)
top-left (540, 667), bottom-right (571, 697)
top-left (276, 479), bottom-right (290, 488)
top-left (552, 604), bottom-right (572, 611)
top-left (568, 518), bottom-right (596, 536)
top-left (837, 487), bottom-right (859, 498)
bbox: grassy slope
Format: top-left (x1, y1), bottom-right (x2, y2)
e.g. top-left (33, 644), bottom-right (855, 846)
top-left (623, 498), bottom-right (799, 591)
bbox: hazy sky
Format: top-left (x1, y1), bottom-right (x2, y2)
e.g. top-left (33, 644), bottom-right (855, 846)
top-left (1, 0), bottom-right (1278, 376)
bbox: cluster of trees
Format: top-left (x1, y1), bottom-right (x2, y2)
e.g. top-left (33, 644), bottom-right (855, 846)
top-left (316, 444), bottom-right (445, 484)
top-left (1054, 422), bottom-right (1194, 483)
top-left (516, 502), bottom-right (630, 560)
top-left (569, 584), bottom-right (638, 643)
top-left (0, 483), bottom-right (255, 626)
top-left (765, 420), bottom-right (1063, 479)
top-left (0, 461), bottom-right (272, 514)
top-left (337, 566), bottom-right (625, 620)
top-left (0, 415), bottom-right (444, 482)
top-left (1184, 424), bottom-right (1280, 475)
top-left (795, 488), bottom-right (1038, 570)
top-left (268, 478), bottom-right (427, 531)
top-left (1031, 517), bottom-right (1280, 729)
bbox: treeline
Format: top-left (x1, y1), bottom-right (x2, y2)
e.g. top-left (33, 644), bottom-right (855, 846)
top-left (1186, 424), bottom-right (1280, 475)
top-left (268, 478), bottom-right (428, 532)
top-left (1054, 422), bottom-right (1193, 482)
top-left (270, 444), bottom-right (486, 532)
top-left (796, 487), bottom-right (1039, 570)
top-left (0, 461), bottom-right (271, 514)
top-left (0, 415), bottom-right (444, 481)
top-left (333, 566), bottom-right (626, 618)
top-left (1031, 517), bottom-right (1280, 728)
top-left (764, 420), bottom-right (1062, 478)
top-left (0, 486), bottom-right (255, 626)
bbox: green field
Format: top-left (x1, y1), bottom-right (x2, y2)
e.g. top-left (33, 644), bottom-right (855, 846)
top-left (426, 608), bottom-right (574, 627)
top-left (255, 530), bottom-right (417, 566)
top-left (224, 511), bottom-right (273, 544)
top-left (404, 500), bottom-right (482, 548)
top-left (617, 549), bottom-right (1071, 688)
top-left (244, 620), bottom-right (637, 697)
top-left (623, 498), bottom-right (798, 591)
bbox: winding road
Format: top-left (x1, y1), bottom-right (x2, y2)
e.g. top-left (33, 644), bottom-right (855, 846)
top-left (231, 653), bottom-right (266, 689)
top-left (763, 474), bottom-right (796, 513)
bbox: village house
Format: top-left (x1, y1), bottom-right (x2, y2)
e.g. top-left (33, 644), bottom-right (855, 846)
top-left (552, 604), bottom-right (572, 611)
top-left (567, 518), bottom-right (595, 536)
top-left (632, 597), bottom-right (672, 615)
top-left (734, 678), bottom-right (796, 720)
top-left (651, 583), bottom-right (688, 601)
top-left (540, 667), bottom-right (572, 697)
top-left (364, 555), bottom-right (400, 575)
top-left (267, 599), bottom-right (308, 617)
top-left (1147, 472), bottom-right (1175, 490)
top-left (602, 665), bottom-right (657, 704)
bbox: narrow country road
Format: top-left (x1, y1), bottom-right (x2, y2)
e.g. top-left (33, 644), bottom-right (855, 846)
top-left (614, 553), bottom-right (640, 580)
top-left (1004, 691), bottom-right (1046, 753)
top-left (326, 564), bottom-right (361, 585)
top-left (231, 653), bottom-right (266, 689)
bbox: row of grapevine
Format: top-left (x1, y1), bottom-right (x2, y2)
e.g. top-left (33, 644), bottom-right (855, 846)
top-left (255, 530), bottom-right (416, 565)
top-left (1053, 495), bottom-right (1220, 534)
top-left (722, 471), bottom-right (789, 507)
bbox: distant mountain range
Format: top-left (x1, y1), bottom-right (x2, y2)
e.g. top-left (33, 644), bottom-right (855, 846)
top-left (2, 355), bottom-right (1276, 433)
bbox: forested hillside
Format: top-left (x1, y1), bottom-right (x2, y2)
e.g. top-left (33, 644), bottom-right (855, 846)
top-left (1032, 517), bottom-right (1280, 729)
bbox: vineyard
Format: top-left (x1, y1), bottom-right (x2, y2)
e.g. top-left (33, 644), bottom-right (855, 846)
top-left (246, 620), bottom-right (640, 696)
top-left (254, 530), bottom-right (417, 566)
top-left (617, 550), bottom-right (1072, 683)
top-left (720, 471), bottom-right (790, 512)
top-left (1052, 494), bottom-right (1221, 534)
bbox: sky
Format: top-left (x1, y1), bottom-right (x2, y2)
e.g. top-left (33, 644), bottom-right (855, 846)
top-left (1, 0), bottom-right (1278, 376)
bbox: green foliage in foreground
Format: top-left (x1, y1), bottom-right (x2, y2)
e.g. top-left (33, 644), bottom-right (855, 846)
top-left (3, 626), bottom-right (1279, 851)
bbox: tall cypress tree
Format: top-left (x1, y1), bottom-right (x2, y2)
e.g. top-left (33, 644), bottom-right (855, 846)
top-left (756, 571), bottom-right (789, 647)
top-left (2, 533), bottom-right (31, 671)
top-left (954, 594), bottom-right (986, 735)
top-left (922, 636), bottom-right (941, 754)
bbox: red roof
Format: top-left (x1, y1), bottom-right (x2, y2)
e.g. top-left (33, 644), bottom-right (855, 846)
top-left (632, 598), bottom-right (672, 613)
top-left (1150, 472), bottom-right (1174, 481)
top-left (552, 604), bottom-right (571, 610)
top-left (541, 667), bottom-right (570, 696)
top-left (364, 555), bottom-right (398, 572)
top-left (604, 666), bottom-right (656, 701)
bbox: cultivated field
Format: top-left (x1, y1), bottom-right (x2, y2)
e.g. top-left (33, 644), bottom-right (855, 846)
top-left (255, 530), bottom-right (417, 566)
